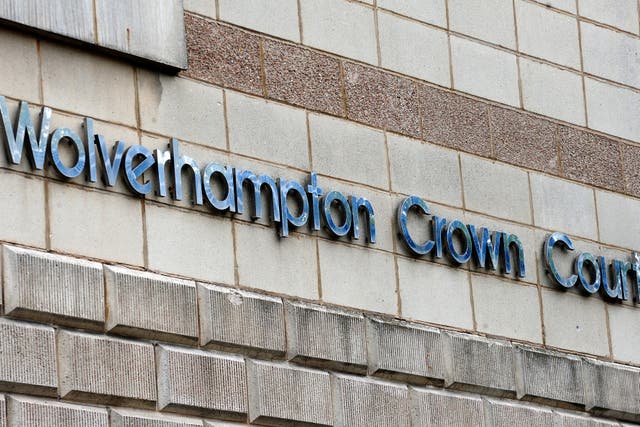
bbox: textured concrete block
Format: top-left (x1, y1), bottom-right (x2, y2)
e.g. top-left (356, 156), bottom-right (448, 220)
top-left (0, 171), bottom-right (45, 248)
top-left (105, 266), bottom-right (198, 344)
top-left (198, 283), bottom-right (285, 356)
top-left (219, 0), bottom-right (299, 42)
top-left (596, 190), bottom-right (640, 250)
top-left (157, 345), bottom-right (247, 418)
top-left (285, 301), bottom-right (367, 373)
top-left (449, 0), bottom-right (515, 48)
top-left (6, 396), bottom-right (108, 427)
top-left (111, 408), bottom-right (203, 427)
top-left (0, 395), bottom-right (4, 427)
top-left (410, 387), bottom-right (483, 427)
top-left (553, 411), bottom-right (620, 427)
top-left (579, 0), bottom-right (638, 33)
top-left (332, 374), bottom-right (409, 427)
top-left (0, 318), bottom-right (56, 395)
top-left (583, 359), bottom-right (640, 417)
top-left (484, 398), bottom-right (553, 426)
top-left (585, 77), bottom-right (640, 143)
top-left (3, 245), bottom-right (103, 329)
top-left (0, 28), bottom-right (39, 103)
top-left (247, 360), bottom-right (332, 426)
top-left (608, 305), bottom-right (640, 365)
top-left (514, 345), bottom-right (584, 405)
top-left (377, 0), bottom-right (446, 26)
top-left (58, 331), bottom-right (156, 405)
top-left (367, 318), bottom-right (446, 384)
top-left (445, 333), bottom-right (516, 395)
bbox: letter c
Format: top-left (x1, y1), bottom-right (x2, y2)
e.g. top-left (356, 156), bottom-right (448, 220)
top-left (397, 196), bottom-right (434, 255)
top-left (544, 232), bottom-right (577, 288)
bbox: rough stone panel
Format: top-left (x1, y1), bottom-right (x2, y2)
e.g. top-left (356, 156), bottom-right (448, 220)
top-left (246, 360), bottom-right (332, 426)
top-left (183, 14), bottom-right (262, 95)
top-left (0, 318), bottom-right (57, 395)
top-left (483, 399), bottom-right (553, 427)
top-left (444, 333), bottom-right (516, 395)
top-left (344, 61), bottom-right (421, 138)
top-left (419, 84), bottom-right (492, 156)
top-left (157, 345), bottom-right (247, 419)
top-left (366, 318), bottom-right (446, 384)
top-left (490, 106), bottom-right (559, 174)
top-left (6, 395), bottom-right (108, 427)
top-left (557, 125), bottom-right (623, 192)
top-left (3, 246), bottom-right (104, 329)
top-left (331, 374), bottom-right (409, 427)
top-left (198, 283), bottom-right (285, 357)
top-left (263, 40), bottom-right (344, 116)
top-left (621, 143), bottom-right (640, 198)
top-left (285, 301), bottom-right (367, 373)
top-left (58, 330), bottom-right (156, 405)
top-left (553, 411), bottom-right (620, 427)
top-left (583, 358), bottom-right (640, 418)
top-left (110, 408), bottom-right (203, 427)
top-left (515, 345), bottom-right (584, 405)
top-left (105, 265), bottom-right (198, 344)
top-left (410, 387), bottom-right (483, 427)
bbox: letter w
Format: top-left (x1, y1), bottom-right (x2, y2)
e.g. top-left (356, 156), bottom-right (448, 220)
top-left (469, 225), bottom-right (501, 270)
top-left (0, 96), bottom-right (51, 169)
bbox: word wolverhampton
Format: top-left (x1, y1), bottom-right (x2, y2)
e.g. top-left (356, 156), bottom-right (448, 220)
top-left (1, 97), bottom-right (639, 304)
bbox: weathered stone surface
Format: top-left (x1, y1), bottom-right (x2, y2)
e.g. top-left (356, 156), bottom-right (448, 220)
top-left (514, 345), bottom-right (584, 405)
top-left (157, 345), bottom-right (247, 419)
top-left (0, 318), bottom-right (57, 395)
top-left (110, 407), bottom-right (203, 427)
top-left (3, 246), bottom-right (104, 329)
top-left (366, 317), bottom-right (446, 384)
top-left (583, 358), bottom-right (640, 419)
top-left (621, 143), bottom-right (640, 198)
top-left (285, 301), bottom-right (367, 373)
top-left (6, 396), bottom-right (108, 427)
top-left (444, 332), bottom-right (516, 395)
top-left (332, 374), bottom-right (409, 427)
top-left (58, 331), bottom-right (156, 405)
top-left (483, 398), bottom-right (553, 426)
top-left (0, 395), bottom-right (4, 427)
top-left (410, 387), bottom-right (483, 427)
top-left (198, 284), bottom-right (285, 357)
top-left (105, 266), bottom-right (198, 344)
top-left (553, 411), bottom-right (620, 427)
top-left (246, 360), bottom-right (332, 426)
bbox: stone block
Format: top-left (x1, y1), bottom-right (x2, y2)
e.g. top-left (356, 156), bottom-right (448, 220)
top-left (583, 358), bottom-right (640, 419)
top-left (451, 35), bottom-right (519, 107)
top-left (621, 143), bottom-right (640, 198)
top-left (553, 411), bottom-right (620, 427)
top-left (0, 28), bottom-right (39, 103)
top-left (367, 317), bottom-right (446, 384)
top-left (483, 398), bottom-right (553, 426)
top-left (218, 0), bottom-right (299, 42)
top-left (377, 0), bottom-right (446, 27)
top-left (585, 77), bottom-right (640, 143)
top-left (0, 171), bottom-right (45, 248)
top-left (247, 360), bottom-right (332, 426)
top-left (596, 190), bottom-right (640, 250)
top-left (105, 265), bottom-right (198, 344)
top-left (183, 0), bottom-right (215, 18)
top-left (608, 305), bottom-right (640, 365)
top-left (110, 408), bottom-right (203, 427)
top-left (410, 387), bottom-right (483, 427)
top-left (448, 0), bottom-right (516, 48)
top-left (331, 374), bottom-right (410, 427)
top-left (0, 318), bottom-right (57, 395)
top-left (157, 345), bottom-right (247, 419)
top-left (285, 301), bottom-right (367, 373)
top-left (58, 330), bottom-right (156, 405)
top-left (514, 345), bottom-right (584, 405)
top-left (198, 283), bottom-right (285, 357)
top-left (444, 332), bottom-right (516, 396)
top-left (3, 246), bottom-right (103, 329)
top-left (6, 396), bottom-right (108, 427)
top-left (0, 395), bottom-right (4, 427)
top-left (579, 0), bottom-right (638, 33)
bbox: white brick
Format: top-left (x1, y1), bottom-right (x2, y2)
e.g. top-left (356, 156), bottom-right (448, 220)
top-left (538, 0), bottom-right (576, 12)
top-left (579, 0), bottom-right (639, 33)
top-left (319, 240), bottom-right (397, 314)
top-left (530, 173), bottom-right (597, 240)
top-left (388, 128), bottom-right (462, 207)
top-left (6, 396), bottom-right (108, 427)
top-left (449, 0), bottom-right (516, 48)
top-left (451, 36), bottom-right (520, 107)
top-left (235, 222), bottom-right (318, 300)
top-left (300, 0), bottom-right (377, 65)
top-left (471, 275), bottom-right (542, 343)
top-left (516, 0), bottom-right (581, 69)
top-left (398, 259), bottom-right (473, 329)
top-left (582, 22), bottom-right (640, 88)
top-left (585, 77), bottom-right (640, 142)
top-left (377, 0), bottom-right (447, 27)
top-left (49, 184), bottom-right (144, 265)
top-left (219, 0), bottom-right (300, 42)
top-left (146, 204), bottom-right (234, 284)
top-left (309, 113), bottom-right (387, 189)
top-left (596, 190), bottom-right (640, 249)
top-left (138, 72), bottom-right (226, 149)
top-left (520, 58), bottom-right (585, 125)
top-left (226, 92), bottom-right (308, 169)
top-left (111, 407), bottom-right (203, 427)
top-left (41, 41), bottom-right (136, 126)
top-left (0, 171), bottom-right (45, 248)
top-left (541, 289), bottom-right (609, 356)
top-left (0, 28), bottom-right (39, 103)
top-left (608, 305), bottom-right (640, 364)
top-left (184, 0), bottom-right (215, 18)
top-left (378, 11), bottom-right (450, 86)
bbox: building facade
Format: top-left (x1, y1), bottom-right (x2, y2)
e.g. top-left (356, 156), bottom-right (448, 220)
top-left (0, 0), bottom-right (638, 425)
